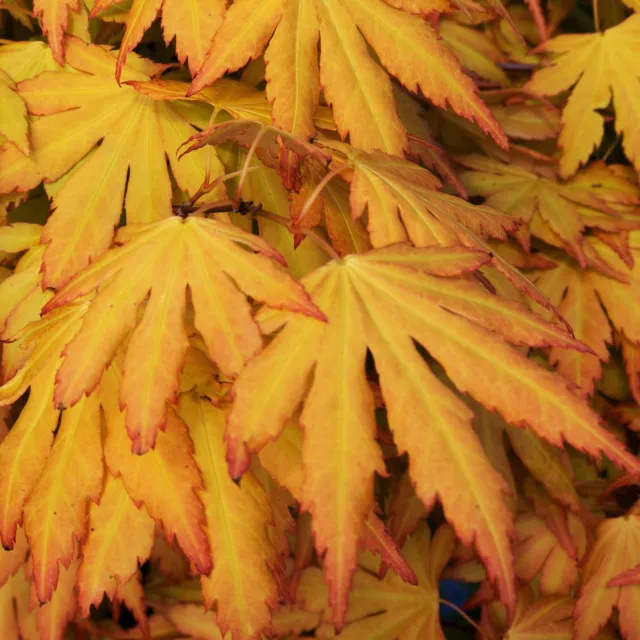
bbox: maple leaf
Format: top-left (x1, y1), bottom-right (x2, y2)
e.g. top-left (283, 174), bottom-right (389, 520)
top-left (226, 244), bottom-right (635, 626)
top-left (45, 214), bottom-right (322, 454)
top-left (31, 0), bottom-right (83, 64)
top-left (438, 18), bottom-right (510, 86)
top-left (256, 417), bottom-right (419, 587)
top-left (316, 141), bottom-right (565, 318)
top-left (89, 0), bottom-right (226, 79)
top-left (179, 393), bottom-right (279, 639)
top-left (126, 76), bottom-right (338, 129)
top-left (0, 41), bottom-right (57, 195)
top-left (24, 392), bottom-right (103, 603)
top-left (182, 118), bottom-right (332, 192)
top-left (530, 253), bottom-right (613, 398)
top-left (15, 36), bottom-right (226, 288)
top-left (34, 547), bottom-right (81, 640)
top-left (488, 97), bottom-right (560, 141)
top-left (299, 523), bottom-right (455, 639)
top-left (0, 301), bottom-right (88, 554)
top-left (525, 14), bottom-right (640, 177)
top-left (486, 586), bottom-right (575, 640)
top-left (100, 363), bottom-right (213, 577)
top-left (514, 509), bottom-right (586, 597)
top-left (187, 0), bottom-right (506, 154)
top-left (575, 512), bottom-right (640, 640)
top-left (387, 472), bottom-right (428, 547)
top-left (556, 235), bottom-right (640, 402)
top-left (457, 156), bottom-right (640, 266)
top-left (77, 473), bottom-right (155, 617)
top-left (469, 398), bottom-right (580, 510)
top-left (0, 70), bottom-right (29, 156)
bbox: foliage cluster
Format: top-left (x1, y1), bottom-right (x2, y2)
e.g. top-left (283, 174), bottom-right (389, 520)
top-left (1, 0), bottom-right (640, 639)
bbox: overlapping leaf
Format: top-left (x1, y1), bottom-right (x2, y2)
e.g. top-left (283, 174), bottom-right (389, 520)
top-left (45, 214), bottom-right (322, 453)
top-left (299, 524), bottom-right (455, 639)
top-left (15, 36), bottom-right (226, 288)
top-left (89, 0), bottom-right (226, 79)
top-left (226, 244), bottom-right (637, 626)
top-left (526, 14), bottom-right (640, 177)
top-left (188, 0), bottom-right (506, 154)
top-left (458, 156), bottom-right (640, 265)
top-left (484, 587), bottom-right (575, 640)
top-left (256, 418), bottom-right (418, 586)
top-left (76, 473), bottom-right (155, 617)
top-left (100, 364), bottom-right (213, 579)
top-left (179, 393), bottom-right (279, 639)
top-left (575, 512), bottom-right (640, 640)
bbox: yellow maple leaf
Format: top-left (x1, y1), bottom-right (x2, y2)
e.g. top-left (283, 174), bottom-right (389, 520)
top-left (525, 14), bottom-right (640, 177)
top-left (100, 364), bottom-right (213, 577)
top-left (458, 155), bottom-right (640, 266)
top-left (0, 302), bottom-right (88, 552)
top-left (32, 0), bottom-right (84, 64)
top-left (308, 141), bottom-right (564, 318)
top-left (0, 70), bottom-right (29, 156)
top-left (227, 244), bottom-right (633, 625)
top-left (575, 513), bottom-right (640, 640)
top-left (15, 36), bottom-right (225, 288)
top-left (188, 0), bottom-right (506, 154)
top-left (179, 393), bottom-right (279, 639)
top-left (45, 214), bottom-right (321, 453)
top-left (24, 392), bottom-right (103, 603)
top-left (438, 18), bottom-right (510, 86)
top-left (257, 418), bottom-right (418, 588)
top-left (531, 254), bottom-right (613, 398)
top-left (300, 523), bottom-right (455, 639)
top-left (90, 0), bottom-right (226, 78)
top-left (484, 586), bottom-right (575, 640)
top-left (33, 547), bottom-right (80, 640)
top-left (515, 510), bottom-right (585, 597)
top-left (77, 473), bottom-right (155, 617)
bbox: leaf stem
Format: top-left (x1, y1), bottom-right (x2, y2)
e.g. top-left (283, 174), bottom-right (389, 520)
top-left (295, 163), bottom-right (350, 226)
top-left (183, 165), bottom-right (263, 210)
top-left (256, 210), bottom-right (341, 261)
top-left (235, 125), bottom-right (268, 203)
top-left (439, 598), bottom-right (491, 639)
top-left (593, 0), bottom-right (600, 31)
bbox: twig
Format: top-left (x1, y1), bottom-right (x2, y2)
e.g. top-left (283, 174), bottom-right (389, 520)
top-left (602, 133), bottom-right (622, 163)
top-left (182, 165), bottom-right (263, 210)
top-left (439, 598), bottom-right (492, 639)
top-left (235, 125), bottom-right (268, 203)
top-left (295, 163), bottom-right (350, 226)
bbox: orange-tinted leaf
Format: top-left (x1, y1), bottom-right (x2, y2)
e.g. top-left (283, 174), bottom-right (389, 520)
top-left (189, 0), bottom-right (505, 153)
top-left (502, 587), bottom-right (574, 640)
top-left (300, 524), bottom-right (455, 639)
top-left (229, 246), bottom-right (628, 621)
top-left (24, 392), bottom-right (102, 602)
top-left (91, 0), bottom-right (226, 80)
top-left (0, 361), bottom-right (60, 548)
top-left (47, 215), bottom-right (321, 453)
top-left (32, 0), bottom-right (81, 65)
top-left (17, 37), bottom-right (225, 288)
top-left (0, 70), bottom-right (29, 155)
top-left (101, 365), bottom-right (212, 576)
top-left (526, 15), bottom-right (640, 177)
top-left (77, 473), bottom-right (154, 617)
top-left (35, 549), bottom-right (79, 640)
top-left (180, 394), bottom-right (278, 639)
top-left (575, 514), bottom-right (640, 639)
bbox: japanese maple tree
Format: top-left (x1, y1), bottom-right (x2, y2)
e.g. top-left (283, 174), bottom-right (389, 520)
top-left (1, 0), bottom-right (640, 639)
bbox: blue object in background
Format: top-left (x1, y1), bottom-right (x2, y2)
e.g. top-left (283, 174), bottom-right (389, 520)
top-left (438, 579), bottom-right (480, 622)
